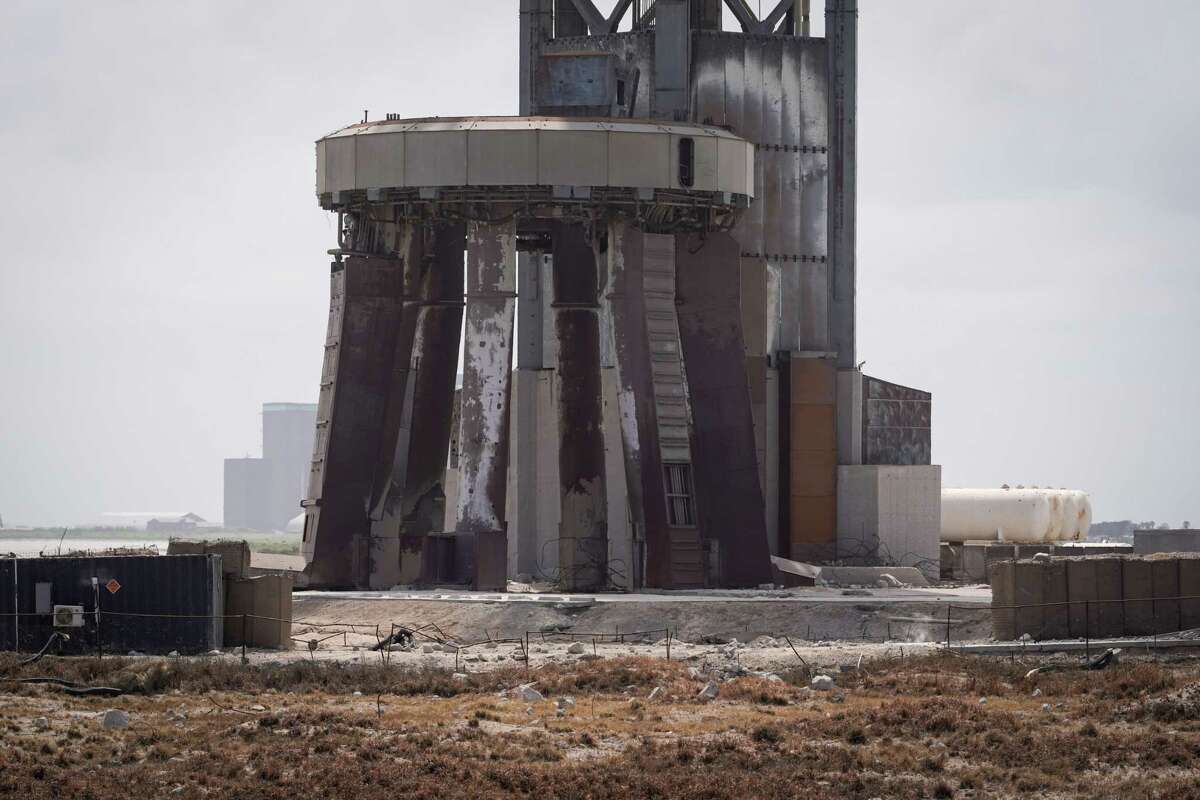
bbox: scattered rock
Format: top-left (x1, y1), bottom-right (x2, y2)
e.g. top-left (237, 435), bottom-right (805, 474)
top-left (353, 691), bottom-right (363, 697)
top-left (978, 697), bottom-right (988, 705)
top-left (167, 651), bottom-right (180, 658)
top-left (877, 574), bottom-right (903, 588)
top-left (250, 704), bottom-right (267, 712)
top-left (698, 681), bottom-right (720, 701)
top-left (578, 653), bottom-right (601, 662)
top-left (452, 673), bottom-right (469, 681)
top-left (32, 717), bottom-right (49, 732)
top-left (811, 675), bottom-right (836, 692)
top-left (556, 696), bottom-right (576, 710)
top-left (516, 684), bottom-right (544, 703)
top-left (567, 642), bottom-right (586, 655)
top-left (484, 642), bottom-right (498, 650)
top-left (207, 650), bottom-right (223, 656)
top-left (421, 645), bottom-right (435, 654)
top-left (1041, 703), bottom-right (1052, 712)
top-left (648, 687), bottom-right (664, 701)
top-left (1032, 688), bottom-right (1042, 698)
top-left (101, 709), bottom-right (130, 730)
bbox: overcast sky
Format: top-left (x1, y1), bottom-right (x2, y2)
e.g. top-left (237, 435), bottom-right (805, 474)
top-left (0, 1), bottom-right (1196, 528)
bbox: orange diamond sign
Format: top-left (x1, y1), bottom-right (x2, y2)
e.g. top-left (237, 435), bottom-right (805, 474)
top-left (105, 579), bottom-right (121, 595)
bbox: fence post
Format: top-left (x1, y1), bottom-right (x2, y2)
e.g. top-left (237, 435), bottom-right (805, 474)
top-left (666, 630), bottom-right (672, 662)
top-left (945, 604), bottom-right (951, 649)
top-left (1084, 600), bottom-right (1090, 661)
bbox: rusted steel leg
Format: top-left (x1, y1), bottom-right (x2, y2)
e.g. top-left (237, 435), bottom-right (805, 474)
top-left (403, 223), bottom-right (466, 583)
top-left (301, 216), bottom-right (409, 589)
top-left (675, 231), bottom-right (774, 588)
top-left (602, 222), bottom-right (652, 589)
top-left (455, 218), bottom-right (517, 591)
top-left (551, 222), bottom-right (608, 592)
top-left (363, 222), bottom-right (467, 588)
top-left (605, 224), bottom-right (702, 589)
top-left (365, 223), bottom-right (424, 589)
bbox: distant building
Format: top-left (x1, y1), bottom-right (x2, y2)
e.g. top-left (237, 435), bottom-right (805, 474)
top-left (146, 512), bottom-right (207, 533)
top-left (224, 403), bottom-right (317, 531)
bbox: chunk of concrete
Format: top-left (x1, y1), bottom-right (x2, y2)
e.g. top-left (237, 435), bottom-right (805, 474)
top-left (516, 684), bottom-right (544, 702)
top-left (698, 681), bottom-right (720, 701)
top-left (810, 675), bottom-right (835, 692)
top-left (101, 710), bottom-right (129, 730)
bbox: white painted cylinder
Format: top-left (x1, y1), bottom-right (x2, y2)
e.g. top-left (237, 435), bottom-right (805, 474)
top-left (941, 488), bottom-right (1092, 544)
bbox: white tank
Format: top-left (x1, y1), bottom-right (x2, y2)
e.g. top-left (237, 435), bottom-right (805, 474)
top-left (941, 488), bottom-right (1092, 544)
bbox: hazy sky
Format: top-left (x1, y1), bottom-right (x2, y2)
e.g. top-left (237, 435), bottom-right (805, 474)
top-left (0, 1), bottom-right (1196, 527)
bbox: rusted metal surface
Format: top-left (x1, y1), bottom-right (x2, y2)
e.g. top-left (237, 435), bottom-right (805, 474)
top-left (787, 356), bottom-right (837, 563)
top-left (827, 0), bottom-right (857, 369)
top-left (455, 218), bottom-right (518, 590)
top-left (365, 223), bottom-right (424, 589)
top-left (551, 222), bottom-right (608, 591)
top-left (302, 241), bottom-right (406, 588)
top-left (675, 231), bottom-right (773, 588)
top-left (862, 375), bottom-right (932, 466)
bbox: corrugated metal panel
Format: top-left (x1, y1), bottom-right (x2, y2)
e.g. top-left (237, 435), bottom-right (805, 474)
top-left (0, 556), bottom-right (221, 655)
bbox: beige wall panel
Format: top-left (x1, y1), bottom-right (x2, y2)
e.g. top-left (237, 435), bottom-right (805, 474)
top-left (468, 130), bottom-right (538, 185)
top-left (406, 130), bottom-right (468, 187)
top-left (355, 131), bottom-right (405, 189)
top-left (324, 136), bottom-right (356, 193)
top-left (539, 130), bottom-right (608, 186)
top-left (608, 131), bottom-right (670, 188)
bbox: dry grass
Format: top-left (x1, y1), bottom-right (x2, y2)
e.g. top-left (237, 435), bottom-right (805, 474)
top-left (0, 652), bottom-right (1198, 798)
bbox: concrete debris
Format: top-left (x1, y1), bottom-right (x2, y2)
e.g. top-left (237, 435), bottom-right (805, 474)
top-left (567, 643), bottom-right (586, 655)
top-left (516, 684), bottom-right (544, 703)
top-left (749, 636), bottom-right (778, 648)
top-left (648, 687), bottom-right (663, 701)
top-left (167, 651), bottom-right (180, 658)
top-left (876, 574), bottom-right (903, 588)
top-left (1032, 688), bottom-right (1042, 698)
top-left (698, 681), bottom-right (720, 701)
top-left (33, 717), bottom-right (49, 732)
top-left (810, 675), bottom-right (835, 692)
top-left (421, 645), bottom-right (436, 654)
top-left (1042, 703), bottom-right (1052, 712)
top-left (978, 697), bottom-right (988, 705)
top-left (250, 704), bottom-right (267, 712)
top-left (452, 673), bottom-right (469, 681)
top-left (556, 696), bottom-right (576, 710)
top-left (207, 650), bottom-right (222, 656)
top-left (578, 653), bottom-right (601, 662)
top-left (353, 691), bottom-right (363, 697)
top-left (101, 709), bottom-right (130, 730)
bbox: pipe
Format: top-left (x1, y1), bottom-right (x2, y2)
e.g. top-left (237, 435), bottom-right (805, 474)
top-left (12, 556), bottom-right (17, 654)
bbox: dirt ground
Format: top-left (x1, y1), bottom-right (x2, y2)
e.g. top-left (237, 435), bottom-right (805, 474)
top-left (1, 650), bottom-right (1199, 799)
top-left (290, 594), bottom-right (993, 649)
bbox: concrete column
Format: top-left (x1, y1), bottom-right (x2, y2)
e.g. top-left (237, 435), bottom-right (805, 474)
top-left (552, 222), bottom-right (608, 591)
top-left (455, 218), bottom-right (517, 590)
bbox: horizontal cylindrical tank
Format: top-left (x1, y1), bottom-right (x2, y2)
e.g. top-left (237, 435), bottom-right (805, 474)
top-left (941, 488), bottom-right (1092, 544)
